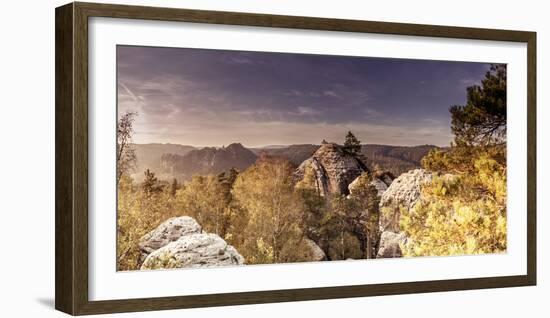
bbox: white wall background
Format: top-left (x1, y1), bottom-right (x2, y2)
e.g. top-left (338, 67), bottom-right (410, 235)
top-left (0, 0), bottom-right (547, 316)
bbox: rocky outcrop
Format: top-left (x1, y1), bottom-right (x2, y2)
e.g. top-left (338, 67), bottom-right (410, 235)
top-left (370, 178), bottom-right (389, 196)
top-left (138, 216), bottom-right (244, 269)
top-left (379, 169), bottom-right (433, 232)
top-left (294, 142), bottom-right (368, 196)
top-left (377, 169), bottom-right (432, 258)
top-left (141, 233), bottom-right (245, 270)
top-left (348, 172), bottom-right (394, 198)
top-left (376, 231), bottom-right (407, 258)
top-left (138, 216), bottom-right (202, 263)
top-left (304, 238), bottom-right (327, 261)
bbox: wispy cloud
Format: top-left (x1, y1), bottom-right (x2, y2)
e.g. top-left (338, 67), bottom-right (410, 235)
top-left (459, 78), bottom-right (480, 86)
top-left (117, 45), bottom-right (490, 147)
top-left (323, 90), bottom-right (340, 98)
top-left (119, 82), bottom-right (137, 101)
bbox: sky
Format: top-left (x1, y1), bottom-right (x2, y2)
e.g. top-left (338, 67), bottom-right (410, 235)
top-left (117, 45), bottom-right (492, 147)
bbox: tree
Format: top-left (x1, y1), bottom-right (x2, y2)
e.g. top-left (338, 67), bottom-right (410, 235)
top-left (343, 131), bottom-right (361, 155)
top-left (231, 157), bottom-right (308, 264)
top-left (176, 175), bottom-right (231, 236)
top-left (117, 111), bottom-right (138, 183)
top-left (450, 64), bottom-right (506, 147)
top-left (295, 164), bottom-right (331, 252)
top-left (170, 178), bottom-right (179, 197)
top-left (401, 64), bottom-right (508, 257)
top-left (347, 172), bottom-right (380, 259)
top-left (117, 174), bottom-right (180, 270)
top-left (142, 169), bottom-right (163, 196)
top-left (329, 195), bottom-right (359, 260)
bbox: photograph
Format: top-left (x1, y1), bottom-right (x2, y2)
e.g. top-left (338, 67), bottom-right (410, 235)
top-left (115, 45), bottom-right (507, 271)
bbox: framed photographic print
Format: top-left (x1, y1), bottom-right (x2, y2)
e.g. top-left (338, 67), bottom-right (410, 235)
top-left (55, 2), bottom-right (536, 315)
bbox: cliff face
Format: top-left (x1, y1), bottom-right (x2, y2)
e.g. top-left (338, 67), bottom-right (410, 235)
top-left (294, 143), bottom-right (369, 197)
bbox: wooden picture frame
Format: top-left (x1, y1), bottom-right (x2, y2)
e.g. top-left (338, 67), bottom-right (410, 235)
top-left (55, 2), bottom-right (536, 315)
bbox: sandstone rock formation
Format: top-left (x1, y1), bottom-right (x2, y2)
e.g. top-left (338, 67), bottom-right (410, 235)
top-left (379, 169), bottom-right (433, 232)
top-left (377, 169), bottom-right (432, 258)
top-left (294, 142), bottom-right (369, 196)
top-left (304, 238), bottom-right (327, 261)
top-left (138, 216), bottom-right (202, 264)
top-left (348, 171), bottom-right (394, 198)
top-left (141, 233), bottom-right (245, 270)
top-left (376, 231), bottom-right (407, 258)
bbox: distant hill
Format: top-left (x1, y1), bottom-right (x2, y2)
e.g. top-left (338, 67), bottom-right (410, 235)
top-left (251, 144), bottom-right (319, 166)
top-left (360, 144), bottom-right (438, 176)
top-left (160, 143), bottom-right (258, 180)
top-left (132, 143), bottom-right (195, 174)
top-left (131, 142), bottom-right (437, 182)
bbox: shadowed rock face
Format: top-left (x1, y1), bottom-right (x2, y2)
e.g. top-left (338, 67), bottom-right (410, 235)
top-left (295, 143), bottom-right (369, 197)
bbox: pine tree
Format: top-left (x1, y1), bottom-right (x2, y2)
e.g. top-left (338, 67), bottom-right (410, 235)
top-left (343, 131), bottom-right (361, 156)
top-left (142, 169), bottom-right (162, 196)
top-left (227, 168), bottom-right (239, 186)
top-left (450, 64), bottom-right (506, 146)
top-left (170, 178), bottom-right (178, 197)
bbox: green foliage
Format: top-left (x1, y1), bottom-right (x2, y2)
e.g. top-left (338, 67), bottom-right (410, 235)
top-left (231, 157), bottom-right (309, 264)
top-left (295, 165), bottom-right (327, 237)
top-left (343, 131), bottom-right (361, 156)
top-left (117, 175), bottom-right (180, 271)
top-left (422, 144), bottom-right (505, 174)
top-left (401, 153), bottom-right (506, 256)
top-left (401, 64), bottom-right (507, 257)
top-left (175, 174), bottom-right (232, 237)
top-left (142, 169), bottom-right (164, 196)
top-left (450, 64), bottom-right (506, 147)
top-left (349, 172), bottom-right (381, 258)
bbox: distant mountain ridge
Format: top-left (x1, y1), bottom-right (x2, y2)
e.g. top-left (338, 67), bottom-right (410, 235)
top-left (132, 142), bottom-right (438, 181)
top-left (251, 144), bottom-right (319, 166)
top-left (132, 143), bottom-right (196, 174)
top-left (160, 143), bottom-right (258, 180)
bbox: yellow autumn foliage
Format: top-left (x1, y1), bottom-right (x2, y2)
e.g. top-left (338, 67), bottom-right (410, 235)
top-left (400, 151), bottom-right (507, 257)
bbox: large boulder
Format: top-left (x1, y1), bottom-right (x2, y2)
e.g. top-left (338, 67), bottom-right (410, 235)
top-left (379, 169), bottom-right (433, 232)
top-left (138, 216), bottom-right (202, 264)
top-left (141, 233), bottom-right (245, 270)
top-left (376, 231), bottom-right (407, 258)
top-left (295, 142), bottom-right (368, 196)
